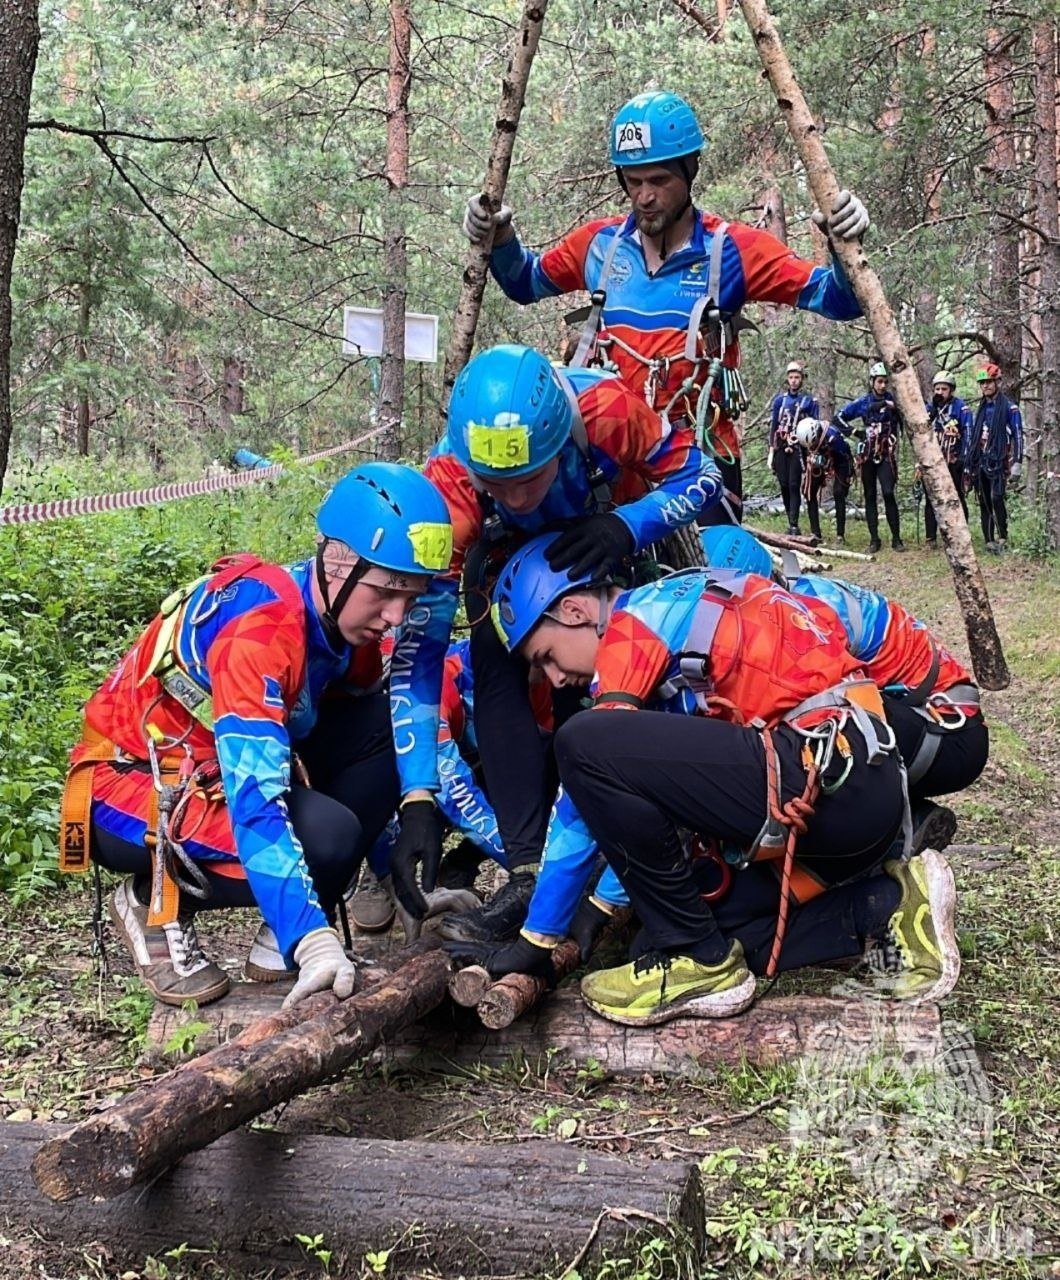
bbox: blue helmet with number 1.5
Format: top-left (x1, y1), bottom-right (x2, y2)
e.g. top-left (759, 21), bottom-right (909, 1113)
top-left (447, 344), bottom-right (573, 480)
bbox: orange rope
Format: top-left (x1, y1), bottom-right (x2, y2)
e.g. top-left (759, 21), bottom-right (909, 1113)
top-left (761, 730), bottom-right (820, 977)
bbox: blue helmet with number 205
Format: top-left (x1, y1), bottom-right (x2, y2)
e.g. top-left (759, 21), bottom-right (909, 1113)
top-left (317, 463), bottom-right (453, 575)
top-left (447, 344), bottom-right (573, 480)
top-left (610, 91), bottom-right (705, 168)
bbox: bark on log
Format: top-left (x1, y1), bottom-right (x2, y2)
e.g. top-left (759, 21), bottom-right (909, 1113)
top-left (477, 939), bottom-right (581, 1030)
top-left (32, 949), bottom-right (451, 1202)
top-left (148, 986), bottom-right (944, 1076)
top-left (9, 1123), bottom-right (704, 1278)
top-left (730, 0), bottom-right (1010, 690)
top-left (440, 0), bottom-right (549, 419)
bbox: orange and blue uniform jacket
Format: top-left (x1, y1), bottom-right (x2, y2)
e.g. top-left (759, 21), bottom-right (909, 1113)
top-left (523, 570), bottom-right (861, 938)
top-left (390, 367), bottom-right (721, 798)
top-left (75, 560), bottom-right (381, 962)
top-left (489, 211), bottom-right (861, 460)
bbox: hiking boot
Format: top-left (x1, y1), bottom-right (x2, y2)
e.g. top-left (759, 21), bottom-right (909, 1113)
top-left (835, 535), bottom-right (846, 546)
top-left (892, 538), bottom-right (907, 552)
top-left (868, 538), bottom-right (883, 554)
top-left (435, 870), bottom-right (537, 943)
top-left (910, 801), bottom-right (958, 857)
top-left (345, 866), bottom-right (395, 933)
top-left (580, 942), bottom-right (756, 1026)
top-left (875, 850), bottom-right (960, 1004)
top-left (787, 524), bottom-right (801, 537)
top-left (245, 922), bottom-right (295, 983)
top-left (436, 837), bottom-right (487, 891)
top-left (926, 538), bottom-right (938, 549)
top-left (985, 541), bottom-right (999, 555)
top-left (109, 877), bottom-right (230, 1007)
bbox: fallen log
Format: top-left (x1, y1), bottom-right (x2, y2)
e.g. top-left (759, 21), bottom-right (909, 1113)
top-left (148, 985), bottom-right (944, 1076)
top-left (477, 939), bottom-right (581, 1030)
top-left (748, 524), bottom-right (874, 563)
top-left (7, 1122), bottom-right (704, 1278)
top-left (448, 963), bottom-right (494, 1007)
top-left (32, 949), bottom-right (451, 1203)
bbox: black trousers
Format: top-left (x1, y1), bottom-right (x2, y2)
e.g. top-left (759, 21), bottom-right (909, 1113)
top-left (881, 695), bottom-right (989, 803)
top-left (92, 691), bottom-right (400, 916)
top-left (772, 447), bottom-right (802, 528)
top-left (974, 471), bottom-right (1008, 542)
top-left (805, 461), bottom-right (851, 540)
top-left (467, 586), bottom-right (581, 870)
top-left (861, 456), bottom-right (901, 543)
top-left (556, 710), bottom-right (904, 966)
top-left (697, 456), bottom-right (743, 527)
top-left (924, 461), bottom-right (968, 541)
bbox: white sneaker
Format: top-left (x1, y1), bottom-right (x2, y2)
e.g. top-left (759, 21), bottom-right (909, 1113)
top-left (245, 922), bottom-right (295, 983)
top-left (109, 877), bottom-right (230, 1006)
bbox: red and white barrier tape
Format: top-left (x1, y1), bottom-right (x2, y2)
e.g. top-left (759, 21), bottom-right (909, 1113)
top-left (0, 426), bottom-right (387, 529)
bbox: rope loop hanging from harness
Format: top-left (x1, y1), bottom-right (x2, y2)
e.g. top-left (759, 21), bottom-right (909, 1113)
top-left (761, 729), bottom-right (821, 978)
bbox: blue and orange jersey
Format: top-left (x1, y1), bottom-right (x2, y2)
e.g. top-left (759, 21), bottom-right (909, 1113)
top-left (791, 575), bottom-right (972, 701)
top-left (523, 570), bottom-right (862, 939)
top-left (489, 211), bottom-right (861, 458)
top-left (770, 390), bottom-right (821, 449)
top-left (391, 367), bottom-right (721, 796)
top-left (77, 558), bottom-right (382, 961)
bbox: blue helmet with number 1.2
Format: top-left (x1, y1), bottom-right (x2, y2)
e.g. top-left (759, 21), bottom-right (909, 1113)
top-left (447, 344), bottom-right (573, 480)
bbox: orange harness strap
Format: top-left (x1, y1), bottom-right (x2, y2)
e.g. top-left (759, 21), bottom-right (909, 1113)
top-left (59, 725), bottom-right (117, 874)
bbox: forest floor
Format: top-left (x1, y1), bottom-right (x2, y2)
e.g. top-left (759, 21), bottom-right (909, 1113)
top-left (2, 520), bottom-right (1059, 1280)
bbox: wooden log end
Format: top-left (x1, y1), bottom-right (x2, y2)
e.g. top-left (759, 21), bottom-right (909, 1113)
top-left (477, 974), bottom-right (547, 1030)
top-left (448, 965), bottom-right (494, 1008)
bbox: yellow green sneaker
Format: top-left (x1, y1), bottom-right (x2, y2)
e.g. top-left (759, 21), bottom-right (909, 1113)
top-left (580, 941), bottom-right (756, 1026)
top-left (879, 849), bottom-right (960, 1003)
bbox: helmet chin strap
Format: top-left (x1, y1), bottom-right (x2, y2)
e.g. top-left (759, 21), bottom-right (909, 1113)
top-left (315, 538), bottom-right (370, 646)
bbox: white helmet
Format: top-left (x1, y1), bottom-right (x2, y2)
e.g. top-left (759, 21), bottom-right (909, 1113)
top-left (932, 370), bottom-right (957, 388)
top-left (795, 418), bottom-right (823, 450)
top-left (786, 361), bottom-right (805, 376)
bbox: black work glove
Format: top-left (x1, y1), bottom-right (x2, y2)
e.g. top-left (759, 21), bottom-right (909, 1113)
top-left (544, 514), bottom-right (635, 580)
top-left (443, 933), bottom-right (557, 984)
top-left (569, 897), bottom-right (614, 963)
top-left (390, 799), bottom-right (443, 918)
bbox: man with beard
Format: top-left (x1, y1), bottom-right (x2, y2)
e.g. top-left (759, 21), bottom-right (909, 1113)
top-left (462, 91), bottom-right (870, 527)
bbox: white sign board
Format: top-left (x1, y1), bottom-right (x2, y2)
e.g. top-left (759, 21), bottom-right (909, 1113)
top-left (342, 306), bottom-right (439, 363)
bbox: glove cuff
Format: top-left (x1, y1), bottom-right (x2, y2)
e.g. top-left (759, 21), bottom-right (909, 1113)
top-left (293, 927), bottom-right (342, 965)
top-left (588, 894), bottom-right (618, 917)
top-left (520, 927), bottom-right (561, 949)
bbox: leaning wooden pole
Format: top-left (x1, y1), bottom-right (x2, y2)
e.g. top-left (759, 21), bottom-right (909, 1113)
top-left (726, 0), bottom-right (1009, 689)
top-left (32, 949), bottom-right (450, 1202)
top-left (440, 0), bottom-right (548, 423)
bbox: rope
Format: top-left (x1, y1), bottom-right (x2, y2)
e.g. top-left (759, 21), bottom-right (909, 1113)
top-left (0, 425), bottom-right (387, 528)
top-left (761, 729), bottom-right (819, 978)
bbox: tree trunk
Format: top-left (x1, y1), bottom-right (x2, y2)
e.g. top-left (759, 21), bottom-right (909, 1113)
top-left (219, 354), bottom-right (245, 430)
top-left (11, 1123), bottom-right (705, 1278)
top-left (75, 279), bottom-right (91, 455)
top-left (913, 25), bottom-right (942, 401)
top-left (731, 0), bottom-right (1010, 690)
top-left (1033, 19), bottom-right (1060, 546)
top-left (32, 949), bottom-right (450, 1202)
top-left (983, 23), bottom-right (1022, 382)
top-left (441, 0), bottom-right (549, 421)
top-left (0, 0), bottom-right (40, 497)
top-left (377, 0), bottom-right (411, 462)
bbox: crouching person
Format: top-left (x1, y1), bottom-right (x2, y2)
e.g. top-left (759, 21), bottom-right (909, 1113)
top-left (454, 535), bottom-right (960, 1024)
top-left (59, 464), bottom-right (452, 1008)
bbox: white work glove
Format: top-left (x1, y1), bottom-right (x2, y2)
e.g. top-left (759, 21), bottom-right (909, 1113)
top-left (282, 927), bottom-right (357, 1008)
top-left (462, 194), bottom-right (514, 246)
top-left (812, 189), bottom-right (870, 241)
top-left (382, 876), bottom-right (480, 944)
top-left (1009, 461), bottom-right (1022, 480)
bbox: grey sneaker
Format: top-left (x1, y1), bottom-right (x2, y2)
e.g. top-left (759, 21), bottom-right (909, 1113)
top-left (245, 922), bottom-right (295, 983)
top-left (345, 866), bottom-right (396, 933)
top-left (109, 877), bottom-right (230, 1007)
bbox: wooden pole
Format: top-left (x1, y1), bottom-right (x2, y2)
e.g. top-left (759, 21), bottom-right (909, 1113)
top-left (440, 0), bottom-right (549, 424)
top-left (32, 949), bottom-right (451, 1202)
top-left (725, 0), bottom-right (1010, 689)
top-left (447, 963), bottom-right (494, 1007)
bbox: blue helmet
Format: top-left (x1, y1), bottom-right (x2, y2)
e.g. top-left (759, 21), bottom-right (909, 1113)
top-left (447, 344), bottom-right (572, 480)
top-left (317, 462), bottom-right (452, 575)
top-left (700, 526), bottom-right (773, 578)
top-left (610, 91), bottom-right (705, 168)
top-left (491, 533), bottom-right (602, 654)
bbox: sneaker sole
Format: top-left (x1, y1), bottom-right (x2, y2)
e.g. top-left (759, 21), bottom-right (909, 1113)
top-left (347, 909), bottom-right (396, 934)
top-left (582, 970), bottom-right (757, 1026)
top-left (910, 849), bottom-right (960, 1004)
top-left (244, 959), bottom-right (295, 984)
top-left (108, 894), bottom-right (231, 1008)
